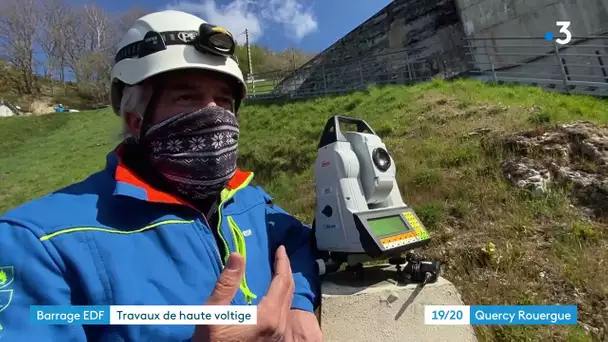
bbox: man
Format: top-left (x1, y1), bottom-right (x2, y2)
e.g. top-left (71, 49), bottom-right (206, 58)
top-left (0, 10), bottom-right (323, 342)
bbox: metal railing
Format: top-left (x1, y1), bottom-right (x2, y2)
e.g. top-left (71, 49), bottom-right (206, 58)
top-left (464, 35), bottom-right (608, 96)
top-left (244, 35), bottom-right (608, 101)
top-left (245, 44), bottom-right (471, 100)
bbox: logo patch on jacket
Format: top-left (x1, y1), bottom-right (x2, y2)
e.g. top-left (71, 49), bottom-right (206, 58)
top-left (0, 266), bottom-right (14, 289)
top-left (0, 266), bottom-right (14, 314)
top-left (242, 229), bottom-right (252, 237)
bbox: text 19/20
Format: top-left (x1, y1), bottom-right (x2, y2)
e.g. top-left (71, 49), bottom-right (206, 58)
top-left (431, 309), bottom-right (464, 320)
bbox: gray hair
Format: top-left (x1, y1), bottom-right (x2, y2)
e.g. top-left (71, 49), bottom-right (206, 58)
top-left (119, 84), bottom-right (152, 139)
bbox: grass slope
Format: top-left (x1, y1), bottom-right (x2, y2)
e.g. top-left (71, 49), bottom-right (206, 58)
top-left (1, 79), bottom-right (607, 341)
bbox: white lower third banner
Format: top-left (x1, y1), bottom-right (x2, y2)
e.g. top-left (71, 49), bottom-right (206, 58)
top-left (30, 305), bottom-right (257, 325)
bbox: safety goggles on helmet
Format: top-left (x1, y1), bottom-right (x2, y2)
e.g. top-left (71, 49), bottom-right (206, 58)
top-left (114, 23), bottom-right (238, 64)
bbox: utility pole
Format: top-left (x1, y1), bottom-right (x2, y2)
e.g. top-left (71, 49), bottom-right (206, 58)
top-left (291, 48), bottom-right (297, 93)
top-left (245, 29), bottom-right (254, 94)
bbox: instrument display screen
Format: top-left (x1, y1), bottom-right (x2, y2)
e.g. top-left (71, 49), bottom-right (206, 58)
top-left (367, 215), bottom-right (410, 236)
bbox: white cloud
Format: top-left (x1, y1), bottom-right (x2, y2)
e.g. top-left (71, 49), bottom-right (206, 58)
top-left (262, 0), bottom-right (318, 39)
top-left (166, 0), bottom-right (318, 43)
top-left (166, 0), bottom-right (261, 44)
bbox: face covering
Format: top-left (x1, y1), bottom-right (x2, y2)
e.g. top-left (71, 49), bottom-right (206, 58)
top-left (138, 106), bottom-right (239, 201)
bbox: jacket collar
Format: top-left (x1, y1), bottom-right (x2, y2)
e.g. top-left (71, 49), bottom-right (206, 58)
top-left (106, 144), bottom-right (253, 207)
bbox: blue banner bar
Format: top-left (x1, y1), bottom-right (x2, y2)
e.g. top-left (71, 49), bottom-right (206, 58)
top-left (470, 305), bottom-right (577, 325)
top-left (30, 305), bottom-right (110, 325)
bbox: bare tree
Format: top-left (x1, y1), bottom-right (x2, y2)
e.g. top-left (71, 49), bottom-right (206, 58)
top-left (36, 0), bottom-right (72, 95)
top-left (83, 4), bottom-right (109, 51)
top-left (78, 6), bottom-right (149, 105)
top-left (0, 0), bottom-right (40, 94)
top-left (63, 6), bottom-right (90, 83)
top-left (0, 1), bottom-right (311, 108)
top-left (113, 6), bottom-right (149, 37)
top-left (58, 3), bottom-right (112, 104)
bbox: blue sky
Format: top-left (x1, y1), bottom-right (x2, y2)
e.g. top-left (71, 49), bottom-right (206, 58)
top-left (68, 0), bottom-right (392, 53)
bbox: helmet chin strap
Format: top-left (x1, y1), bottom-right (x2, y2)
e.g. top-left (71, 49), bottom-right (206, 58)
top-left (136, 82), bottom-right (163, 141)
top-left (234, 97), bottom-right (241, 115)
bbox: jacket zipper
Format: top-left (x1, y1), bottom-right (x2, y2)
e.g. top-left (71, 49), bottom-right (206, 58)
top-left (216, 203), bottom-right (231, 265)
top-left (200, 212), bottom-right (224, 271)
top-left (227, 216), bottom-right (257, 304)
top-left (215, 188), bottom-right (257, 305)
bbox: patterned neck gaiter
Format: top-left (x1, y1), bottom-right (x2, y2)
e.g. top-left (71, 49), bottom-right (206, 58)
top-left (138, 106), bottom-right (239, 201)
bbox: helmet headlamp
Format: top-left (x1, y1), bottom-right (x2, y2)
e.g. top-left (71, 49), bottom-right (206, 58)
top-left (114, 23), bottom-right (238, 64)
top-left (196, 24), bottom-right (236, 56)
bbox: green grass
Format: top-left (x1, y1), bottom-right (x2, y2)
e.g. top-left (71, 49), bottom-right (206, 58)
top-left (1, 78), bottom-right (607, 341)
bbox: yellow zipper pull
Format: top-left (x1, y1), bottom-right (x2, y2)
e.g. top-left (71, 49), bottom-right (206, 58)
top-left (227, 216), bottom-right (258, 304)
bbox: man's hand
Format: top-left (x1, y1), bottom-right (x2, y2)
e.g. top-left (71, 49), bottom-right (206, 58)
top-left (192, 246), bottom-right (295, 342)
top-left (285, 310), bottom-right (323, 342)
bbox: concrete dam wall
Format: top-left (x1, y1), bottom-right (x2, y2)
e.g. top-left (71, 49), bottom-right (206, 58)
top-left (458, 0), bottom-right (608, 40)
top-left (276, 0), bottom-right (473, 95)
top-left (271, 0), bottom-right (608, 97)
top-left (460, 0), bottom-right (608, 84)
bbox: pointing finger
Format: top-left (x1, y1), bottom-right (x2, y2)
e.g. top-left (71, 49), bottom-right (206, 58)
top-left (266, 246), bottom-right (295, 307)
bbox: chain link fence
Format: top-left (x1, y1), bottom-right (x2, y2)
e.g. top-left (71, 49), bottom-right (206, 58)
top-left (245, 36), bottom-right (608, 101)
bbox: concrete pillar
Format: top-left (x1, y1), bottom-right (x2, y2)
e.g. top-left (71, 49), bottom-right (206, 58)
top-left (319, 264), bottom-right (477, 342)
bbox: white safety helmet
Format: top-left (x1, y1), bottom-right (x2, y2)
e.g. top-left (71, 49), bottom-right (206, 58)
top-left (110, 10), bottom-right (247, 115)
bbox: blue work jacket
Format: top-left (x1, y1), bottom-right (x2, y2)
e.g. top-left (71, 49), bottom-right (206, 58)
top-left (0, 147), bottom-right (319, 341)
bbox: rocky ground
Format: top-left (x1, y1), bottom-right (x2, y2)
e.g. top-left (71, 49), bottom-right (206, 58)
top-left (499, 121), bottom-right (607, 221)
top-left (431, 119), bottom-right (608, 341)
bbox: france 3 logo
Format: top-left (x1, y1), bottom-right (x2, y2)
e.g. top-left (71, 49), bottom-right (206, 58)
top-left (546, 21), bottom-right (572, 45)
